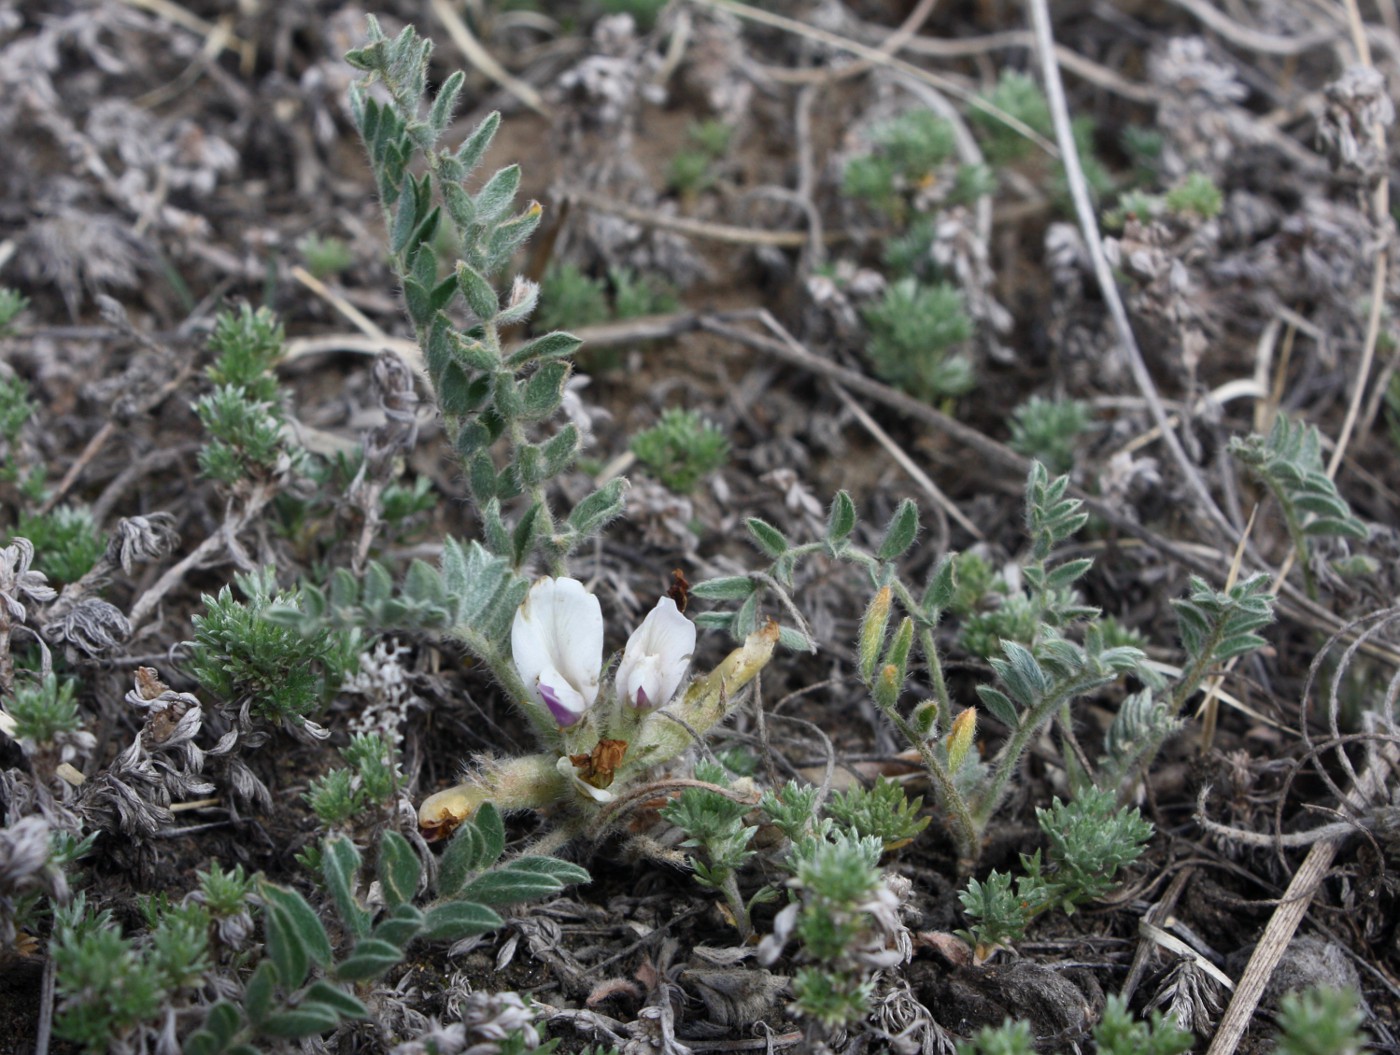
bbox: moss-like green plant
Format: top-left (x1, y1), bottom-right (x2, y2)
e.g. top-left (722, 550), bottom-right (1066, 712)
top-left (1008, 396), bottom-right (1092, 474)
top-left (861, 278), bottom-right (975, 401)
top-left (1165, 171), bottom-right (1223, 219)
top-left (14, 506), bottom-right (103, 585)
top-left (297, 233), bottom-right (355, 279)
top-left (631, 407), bottom-right (730, 493)
top-left (0, 287), bottom-right (28, 333)
top-left (537, 261), bottom-right (609, 334)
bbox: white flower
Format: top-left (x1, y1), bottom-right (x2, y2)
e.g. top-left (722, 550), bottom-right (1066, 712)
top-left (511, 577), bottom-right (603, 726)
top-left (615, 597), bottom-right (695, 710)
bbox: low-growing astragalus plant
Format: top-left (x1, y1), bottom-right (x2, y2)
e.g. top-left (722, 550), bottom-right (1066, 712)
top-left (1, 6), bottom-right (1395, 1053)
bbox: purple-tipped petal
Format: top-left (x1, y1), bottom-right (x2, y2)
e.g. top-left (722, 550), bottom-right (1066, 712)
top-left (512, 577), bottom-right (603, 724)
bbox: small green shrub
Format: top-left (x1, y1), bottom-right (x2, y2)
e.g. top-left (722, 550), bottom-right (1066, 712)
top-left (1164, 172), bottom-right (1223, 219)
top-left (297, 233), bottom-right (356, 279)
top-left (187, 566), bottom-right (360, 727)
top-left (14, 506), bottom-right (103, 585)
top-left (1274, 986), bottom-right (1368, 1055)
top-left (1009, 396), bottom-right (1092, 474)
top-left (631, 408), bottom-right (729, 493)
top-left (861, 278), bottom-right (975, 400)
top-left (537, 261), bottom-right (609, 333)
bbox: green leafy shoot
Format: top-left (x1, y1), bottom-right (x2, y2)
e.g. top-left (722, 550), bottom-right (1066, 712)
top-left (306, 732), bottom-right (402, 829)
top-left (1164, 171), bottom-right (1223, 219)
top-left (660, 763), bottom-right (759, 939)
top-left (0, 287), bottom-right (29, 332)
top-left (5, 672), bottom-right (83, 745)
top-left (1230, 415), bottom-right (1367, 598)
top-left (958, 789), bottom-right (1151, 959)
top-left (347, 17), bottom-right (625, 578)
top-left (537, 261), bottom-right (609, 334)
top-left (206, 304), bottom-right (286, 403)
top-left (842, 109), bottom-right (978, 220)
top-left (1169, 573), bottom-right (1275, 715)
top-left (0, 373), bottom-right (34, 444)
top-left (781, 830), bottom-right (886, 1029)
top-left (52, 896), bottom-right (166, 1053)
top-left (825, 776), bottom-right (930, 852)
top-left (610, 266), bottom-right (678, 318)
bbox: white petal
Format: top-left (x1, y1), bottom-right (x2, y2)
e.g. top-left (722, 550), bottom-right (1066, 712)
top-left (512, 577), bottom-right (603, 720)
top-left (619, 654), bottom-right (665, 709)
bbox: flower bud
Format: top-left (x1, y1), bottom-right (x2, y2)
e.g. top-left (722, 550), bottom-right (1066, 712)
top-left (615, 597), bottom-right (695, 710)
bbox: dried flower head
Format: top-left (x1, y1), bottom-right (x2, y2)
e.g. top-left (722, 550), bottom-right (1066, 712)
top-left (43, 597), bottom-right (130, 656)
top-left (0, 538), bottom-right (57, 624)
top-left (1318, 66), bottom-right (1395, 180)
top-left (106, 513), bottom-right (178, 575)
